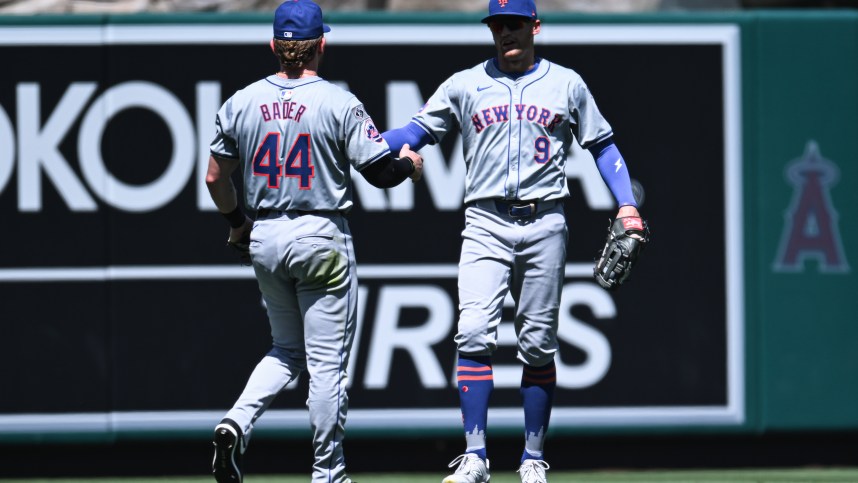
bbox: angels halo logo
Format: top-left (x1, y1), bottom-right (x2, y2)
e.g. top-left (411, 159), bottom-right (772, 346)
top-left (773, 141), bottom-right (850, 273)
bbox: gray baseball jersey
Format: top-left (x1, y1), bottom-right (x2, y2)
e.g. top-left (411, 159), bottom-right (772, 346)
top-left (412, 59), bottom-right (613, 203)
top-left (211, 74), bottom-right (387, 483)
top-left (211, 75), bottom-right (390, 212)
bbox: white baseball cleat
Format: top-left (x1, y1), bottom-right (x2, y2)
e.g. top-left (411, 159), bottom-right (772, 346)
top-left (517, 459), bottom-right (550, 483)
top-left (442, 453), bottom-right (491, 483)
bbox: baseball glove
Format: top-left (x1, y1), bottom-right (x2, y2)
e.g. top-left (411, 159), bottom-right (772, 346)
top-left (593, 216), bottom-right (650, 291)
top-left (227, 231), bottom-right (251, 266)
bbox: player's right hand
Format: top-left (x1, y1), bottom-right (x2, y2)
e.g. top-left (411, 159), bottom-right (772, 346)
top-left (226, 216), bottom-right (253, 266)
top-left (400, 144), bottom-right (424, 182)
top-left (228, 216), bottom-right (253, 245)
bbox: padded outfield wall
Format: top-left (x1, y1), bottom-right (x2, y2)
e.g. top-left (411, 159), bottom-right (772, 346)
top-left (0, 10), bottom-right (855, 443)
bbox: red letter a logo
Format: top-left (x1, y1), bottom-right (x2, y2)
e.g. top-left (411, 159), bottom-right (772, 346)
top-left (773, 141), bottom-right (850, 273)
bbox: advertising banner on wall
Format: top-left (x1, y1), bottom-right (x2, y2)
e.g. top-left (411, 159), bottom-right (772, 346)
top-left (0, 20), bottom-right (743, 440)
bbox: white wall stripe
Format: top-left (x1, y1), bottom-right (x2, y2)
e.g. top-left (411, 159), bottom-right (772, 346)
top-left (0, 263), bottom-right (599, 281)
top-left (0, 405), bottom-right (741, 435)
top-left (0, 24), bottom-right (739, 46)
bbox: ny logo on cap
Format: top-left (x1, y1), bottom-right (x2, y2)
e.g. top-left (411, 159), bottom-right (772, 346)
top-left (498, 0), bottom-right (508, 6)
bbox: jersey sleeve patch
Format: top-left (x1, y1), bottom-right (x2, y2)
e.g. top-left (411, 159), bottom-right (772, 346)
top-left (363, 118), bottom-right (383, 143)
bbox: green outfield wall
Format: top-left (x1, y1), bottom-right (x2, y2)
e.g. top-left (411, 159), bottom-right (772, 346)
top-left (0, 10), bottom-right (856, 443)
top-left (741, 12), bottom-right (858, 431)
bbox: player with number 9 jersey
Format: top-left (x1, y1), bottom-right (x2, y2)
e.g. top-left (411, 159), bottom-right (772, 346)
top-left (382, 1), bottom-right (642, 482)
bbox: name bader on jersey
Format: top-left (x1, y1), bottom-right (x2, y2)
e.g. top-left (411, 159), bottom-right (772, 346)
top-left (259, 100), bottom-right (308, 122)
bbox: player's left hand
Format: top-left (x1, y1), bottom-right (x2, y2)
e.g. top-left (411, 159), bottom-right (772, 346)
top-left (593, 213), bottom-right (650, 290)
top-left (227, 216), bottom-right (253, 266)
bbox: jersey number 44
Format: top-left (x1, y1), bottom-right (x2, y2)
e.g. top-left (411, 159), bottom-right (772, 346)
top-left (253, 132), bottom-right (315, 190)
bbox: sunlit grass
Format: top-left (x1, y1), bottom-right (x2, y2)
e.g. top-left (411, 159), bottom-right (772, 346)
top-left (3, 468), bottom-right (858, 483)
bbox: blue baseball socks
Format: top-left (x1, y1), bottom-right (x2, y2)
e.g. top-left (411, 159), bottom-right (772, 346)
top-left (520, 360), bottom-right (556, 463)
top-left (456, 354), bottom-right (493, 460)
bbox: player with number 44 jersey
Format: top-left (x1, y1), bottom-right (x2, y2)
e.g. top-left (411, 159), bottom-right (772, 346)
top-left (206, 1), bottom-right (422, 483)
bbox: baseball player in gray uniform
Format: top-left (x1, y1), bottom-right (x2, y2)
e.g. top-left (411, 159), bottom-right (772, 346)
top-left (383, 1), bottom-right (642, 482)
top-left (205, 2), bottom-right (423, 482)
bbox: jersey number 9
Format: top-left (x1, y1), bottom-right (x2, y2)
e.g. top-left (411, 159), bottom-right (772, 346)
top-left (534, 136), bottom-right (551, 164)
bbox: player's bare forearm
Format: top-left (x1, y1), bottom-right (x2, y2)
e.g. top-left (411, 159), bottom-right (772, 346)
top-left (206, 155), bottom-right (240, 213)
top-left (206, 155), bottom-right (252, 246)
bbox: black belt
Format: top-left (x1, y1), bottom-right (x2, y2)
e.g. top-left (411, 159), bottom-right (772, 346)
top-left (470, 199), bottom-right (559, 219)
top-left (256, 208), bottom-right (340, 219)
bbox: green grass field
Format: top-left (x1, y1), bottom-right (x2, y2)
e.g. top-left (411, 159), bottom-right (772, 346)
top-left (4, 469), bottom-right (858, 483)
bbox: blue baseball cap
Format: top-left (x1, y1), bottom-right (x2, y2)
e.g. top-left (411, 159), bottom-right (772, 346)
top-left (273, 0), bottom-right (331, 41)
top-left (481, 0), bottom-right (538, 23)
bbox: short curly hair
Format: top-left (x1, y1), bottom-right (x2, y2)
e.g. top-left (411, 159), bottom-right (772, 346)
top-left (272, 37), bottom-right (323, 70)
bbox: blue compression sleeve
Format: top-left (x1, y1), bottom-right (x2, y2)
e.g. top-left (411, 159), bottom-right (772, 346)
top-left (589, 138), bottom-right (638, 208)
top-left (382, 122), bottom-right (433, 153)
